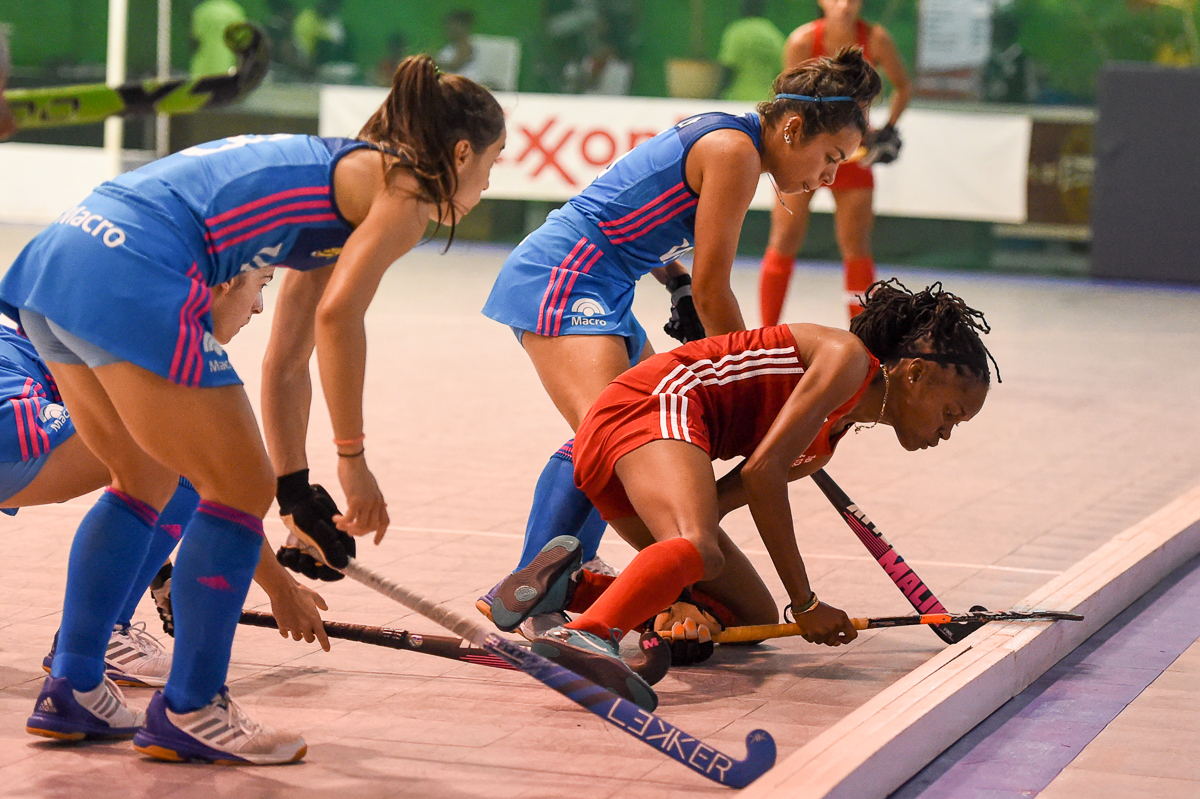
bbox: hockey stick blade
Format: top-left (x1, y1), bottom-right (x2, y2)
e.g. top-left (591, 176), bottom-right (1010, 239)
top-left (338, 557), bottom-right (775, 787)
top-left (237, 610), bottom-right (516, 670)
top-left (810, 469), bottom-right (979, 644)
top-left (8, 22), bottom-right (269, 129)
top-left (716, 609), bottom-right (1084, 643)
top-left (483, 633), bottom-right (776, 788)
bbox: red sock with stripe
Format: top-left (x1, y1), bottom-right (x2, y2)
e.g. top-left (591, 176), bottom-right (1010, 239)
top-left (844, 256), bottom-right (875, 319)
top-left (567, 537), bottom-right (706, 639)
top-left (759, 248), bottom-right (795, 326)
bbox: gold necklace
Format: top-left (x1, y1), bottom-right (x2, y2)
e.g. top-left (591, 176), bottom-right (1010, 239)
top-left (854, 367), bottom-right (889, 434)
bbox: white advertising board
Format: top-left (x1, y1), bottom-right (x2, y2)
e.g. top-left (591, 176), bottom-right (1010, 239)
top-left (0, 143), bottom-right (115, 225)
top-left (322, 86), bottom-right (1029, 224)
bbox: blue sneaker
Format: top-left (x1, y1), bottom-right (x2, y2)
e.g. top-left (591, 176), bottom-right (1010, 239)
top-left (26, 675), bottom-right (145, 741)
top-left (532, 625), bottom-right (658, 712)
top-left (480, 535), bottom-right (583, 632)
top-left (133, 689), bottom-right (306, 765)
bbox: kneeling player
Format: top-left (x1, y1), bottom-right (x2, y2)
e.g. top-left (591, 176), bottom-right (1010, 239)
top-left (490, 280), bottom-right (996, 708)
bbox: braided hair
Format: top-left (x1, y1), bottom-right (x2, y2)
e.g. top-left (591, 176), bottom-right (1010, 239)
top-left (850, 279), bottom-right (1000, 386)
top-left (758, 46), bottom-right (881, 140)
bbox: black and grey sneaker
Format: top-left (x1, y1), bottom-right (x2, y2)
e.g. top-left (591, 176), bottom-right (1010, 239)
top-left (532, 625), bottom-right (658, 712)
top-left (482, 535), bottom-right (583, 633)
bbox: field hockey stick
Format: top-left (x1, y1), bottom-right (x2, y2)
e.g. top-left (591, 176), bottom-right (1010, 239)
top-left (337, 557), bottom-right (775, 788)
top-left (810, 469), bottom-right (985, 645)
top-left (238, 610), bottom-right (516, 670)
top-left (715, 609), bottom-right (1084, 644)
top-left (237, 609), bottom-right (672, 685)
top-left (6, 22), bottom-right (269, 130)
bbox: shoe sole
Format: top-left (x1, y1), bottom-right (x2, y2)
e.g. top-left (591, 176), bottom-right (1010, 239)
top-left (41, 663), bottom-right (167, 688)
top-left (134, 741), bottom-right (307, 765)
top-left (491, 537), bottom-right (581, 632)
top-left (26, 722), bottom-right (139, 741)
top-left (532, 638), bottom-right (657, 712)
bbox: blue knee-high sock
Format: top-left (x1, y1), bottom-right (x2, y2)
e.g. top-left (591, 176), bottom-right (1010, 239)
top-left (52, 488), bottom-right (159, 691)
top-left (116, 477), bottom-right (200, 626)
top-left (164, 501), bottom-right (263, 714)
top-left (515, 440), bottom-right (608, 570)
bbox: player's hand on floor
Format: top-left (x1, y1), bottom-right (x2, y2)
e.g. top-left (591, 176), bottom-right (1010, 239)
top-left (654, 600), bottom-right (724, 665)
top-left (277, 470), bottom-right (356, 572)
top-left (268, 577), bottom-right (331, 652)
top-left (794, 602), bottom-right (857, 647)
top-left (335, 455), bottom-right (390, 543)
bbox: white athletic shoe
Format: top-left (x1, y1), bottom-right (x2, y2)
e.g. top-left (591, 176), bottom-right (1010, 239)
top-left (582, 556), bottom-right (619, 577)
top-left (518, 611), bottom-right (571, 641)
top-left (106, 622), bottom-right (171, 687)
top-left (26, 675), bottom-right (146, 740)
top-left (134, 688), bottom-right (306, 765)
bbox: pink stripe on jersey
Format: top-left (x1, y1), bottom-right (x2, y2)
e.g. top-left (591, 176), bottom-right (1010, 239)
top-left (551, 248), bottom-right (604, 336)
top-left (26, 399), bottom-right (49, 454)
top-left (208, 213), bottom-right (339, 255)
top-left (597, 182), bottom-right (688, 231)
top-left (542, 244), bottom-right (597, 336)
top-left (105, 487), bottom-right (160, 527)
top-left (205, 185), bottom-right (330, 227)
top-left (169, 281), bottom-right (212, 387)
top-left (197, 500), bottom-right (265, 537)
top-left (600, 186), bottom-right (692, 237)
top-left (606, 197), bottom-right (699, 245)
top-left (10, 399), bottom-right (29, 460)
top-left (536, 237), bottom-right (588, 336)
top-left (208, 199), bottom-right (333, 241)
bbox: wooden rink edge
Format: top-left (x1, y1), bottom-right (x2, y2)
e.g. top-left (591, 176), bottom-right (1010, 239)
top-left (738, 482), bottom-right (1200, 799)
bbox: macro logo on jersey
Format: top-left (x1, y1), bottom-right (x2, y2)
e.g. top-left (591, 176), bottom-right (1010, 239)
top-left (36, 403), bottom-right (70, 436)
top-left (201, 331), bottom-right (233, 375)
top-left (202, 332), bottom-right (225, 356)
top-left (53, 205), bottom-right (128, 248)
top-left (568, 298), bottom-right (608, 327)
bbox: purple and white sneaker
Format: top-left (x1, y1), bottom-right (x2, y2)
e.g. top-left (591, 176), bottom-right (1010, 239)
top-left (26, 675), bottom-right (145, 741)
top-left (133, 689), bottom-right (306, 765)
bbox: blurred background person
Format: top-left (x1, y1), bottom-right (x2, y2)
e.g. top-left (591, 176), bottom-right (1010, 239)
top-left (189, 0), bottom-right (247, 77)
top-left (717, 0), bottom-right (785, 102)
top-left (436, 9), bottom-right (484, 83)
top-left (758, 0), bottom-right (911, 324)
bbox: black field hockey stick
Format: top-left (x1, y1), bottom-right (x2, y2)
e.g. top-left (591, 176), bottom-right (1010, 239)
top-left (810, 469), bottom-right (986, 645)
top-left (237, 609), bottom-right (672, 685)
top-left (6, 22), bottom-right (269, 130)
top-left (336, 557), bottom-right (775, 788)
top-left (716, 609), bottom-right (1084, 644)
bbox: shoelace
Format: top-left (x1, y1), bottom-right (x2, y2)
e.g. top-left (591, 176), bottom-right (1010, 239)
top-left (221, 692), bottom-right (264, 740)
top-left (120, 621), bottom-right (167, 657)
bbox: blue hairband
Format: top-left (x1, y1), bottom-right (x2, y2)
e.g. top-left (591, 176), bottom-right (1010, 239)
top-left (775, 93), bottom-right (854, 103)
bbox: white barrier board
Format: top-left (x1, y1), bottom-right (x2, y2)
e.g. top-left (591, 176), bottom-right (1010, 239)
top-left (0, 143), bottom-right (113, 225)
top-left (321, 87), bottom-right (1030, 223)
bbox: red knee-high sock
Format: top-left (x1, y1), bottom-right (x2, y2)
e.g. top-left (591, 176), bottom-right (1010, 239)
top-left (567, 538), bottom-right (706, 639)
top-left (567, 570), bottom-right (616, 614)
top-left (844, 256), bottom-right (875, 320)
top-left (759, 248), bottom-right (795, 327)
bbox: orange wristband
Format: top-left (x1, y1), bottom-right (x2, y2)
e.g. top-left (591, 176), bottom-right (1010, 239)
top-left (333, 434), bottom-right (365, 447)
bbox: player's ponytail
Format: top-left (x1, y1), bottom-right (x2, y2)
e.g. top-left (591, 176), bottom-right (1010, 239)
top-left (358, 55), bottom-right (505, 241)
top-left (758, 46), bottom-right (881, 140)
top-left (850, 279), bottom-right (999, 386)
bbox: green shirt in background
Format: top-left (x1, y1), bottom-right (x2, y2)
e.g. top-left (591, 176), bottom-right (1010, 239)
top-left (717, 16), bottom-right (786, 103)
top-left (191, 0), bottom-right (247, 77)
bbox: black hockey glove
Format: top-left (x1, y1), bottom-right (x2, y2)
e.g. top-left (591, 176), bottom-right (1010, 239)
top-left (663, 273), bottom-right (706, 344)
top-left (863, 124), bottom-right (902, 166)
top-left (275, 469), bottom-right (355, 580)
